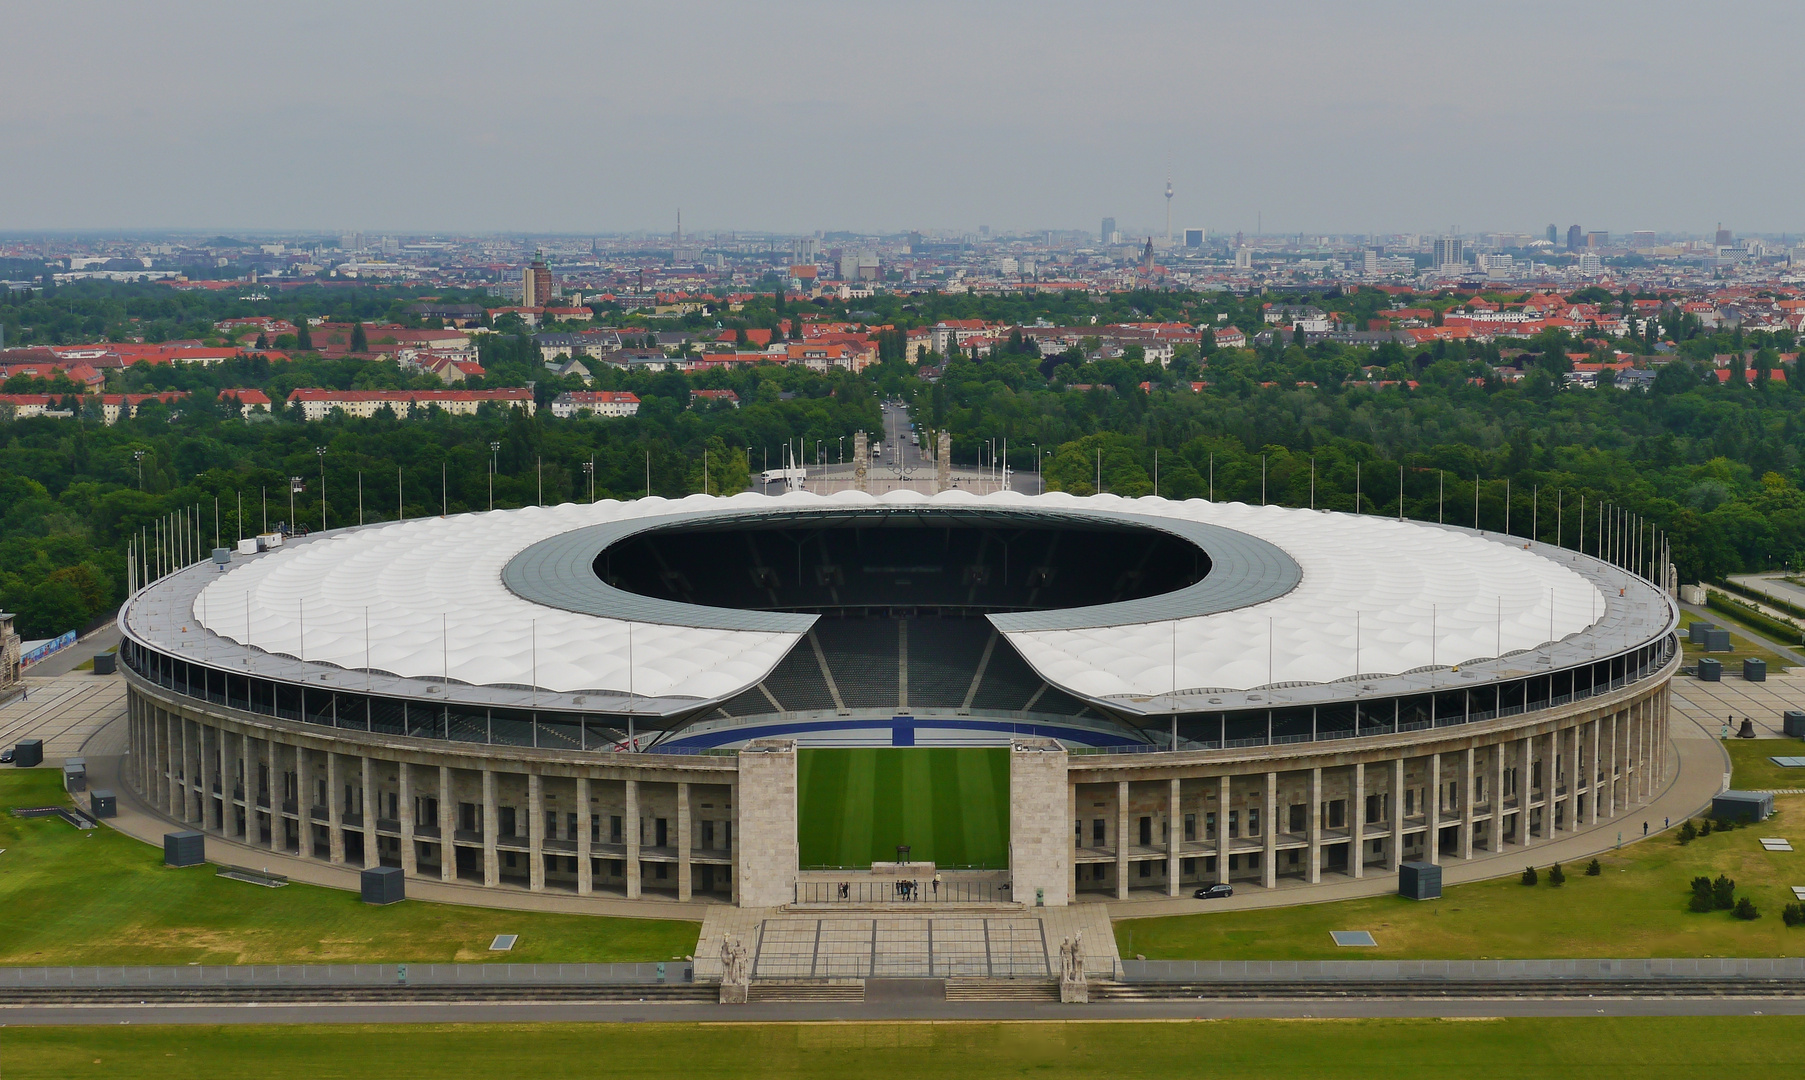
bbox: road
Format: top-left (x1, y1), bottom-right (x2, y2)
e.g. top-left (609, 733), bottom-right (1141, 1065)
top-left (1, 995), bottom-right (1801, 1026)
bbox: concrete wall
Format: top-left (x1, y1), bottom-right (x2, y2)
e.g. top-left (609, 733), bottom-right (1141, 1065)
top-left (734, 739), bottom-right (799, 907)
top-left (1009, 737), bottom-right (1069, 907)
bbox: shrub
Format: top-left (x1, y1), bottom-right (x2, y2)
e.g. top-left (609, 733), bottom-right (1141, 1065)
top-left (1784, 903), bottom-right (1805, 928)
top-left (1547, 863), bottom-right (1566, 886)
top-left (1521, 866), bottom-right (1539, 886)
top-left (1585, 858), bottom-right (1602, 876)
top-left (1678, 820), bottom-right (1697, 844)
top-left (1699, 818), bottom-right (1714, 837)
top-left (1714, 875), bottom-right (1737, 910)
top-left (1689, 876), bottom-right (1715, 913)
top-left (1734, 896), bottom-right (1759, 920)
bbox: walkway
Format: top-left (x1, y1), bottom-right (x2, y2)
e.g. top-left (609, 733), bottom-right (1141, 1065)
top-left (1680, 599), bottom-right (1805, 667)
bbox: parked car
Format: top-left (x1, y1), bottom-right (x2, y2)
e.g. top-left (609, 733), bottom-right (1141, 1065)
top-left (1193, 883), bottom-right (1233, 899)
top-left (0, 748), bottom-right (13, 764)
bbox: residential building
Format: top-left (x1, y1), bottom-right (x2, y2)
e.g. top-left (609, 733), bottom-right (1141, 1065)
top-left (550, 390), bottom-right (640, 418)
top-left (521, 252), bottom-right (554, 309)
top-left (285, 388), bottom-right (535, 420)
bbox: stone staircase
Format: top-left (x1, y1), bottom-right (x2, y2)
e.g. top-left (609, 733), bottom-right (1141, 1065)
top-left (944, 977), bottom-right (1061, 1002)
top-left (746, 980), bottom-right (867, 1003)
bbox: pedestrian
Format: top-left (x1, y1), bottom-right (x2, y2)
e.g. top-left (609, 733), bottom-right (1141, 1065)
top-left (1643, 821), bottom-right (1648, 836)
top-left (1664, 817), bottom-right (1669, 829)
top-left (933, 873), bottom-right (941, 898)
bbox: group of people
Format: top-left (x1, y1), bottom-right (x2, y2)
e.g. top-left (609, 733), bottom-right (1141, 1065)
top-left (832, 875), bottom-right (945, 901)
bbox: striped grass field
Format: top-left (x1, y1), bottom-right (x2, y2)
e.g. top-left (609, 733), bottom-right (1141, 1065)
top-left (795, 748), bottom-right (1009, 869)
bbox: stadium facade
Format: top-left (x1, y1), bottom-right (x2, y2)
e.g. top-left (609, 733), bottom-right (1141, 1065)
top-left (118, 490), bottom-right (1678, 908)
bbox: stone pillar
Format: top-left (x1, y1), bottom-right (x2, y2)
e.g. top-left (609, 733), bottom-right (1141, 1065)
top-left (1606, 709), bottom-right (1619, 816)
top-left (1639, 702), bottom-right (1652, 800)
top-left (1489, 745), bottom-right (1505, 854)
top-left (1564, 725), bottom-right (1581, 833)
top-left (677, 781), bottom-right (692, 902)
top-left (735, 740), bottom-right (800, 908)
top-left (1387, 757), bottom-right (1404, 870)
top-left (1460, 747), bottom-right (1475, 860)
top-left (729, 777), bottom-right (741, 906)
top-left (1068, 780), bottom-right (1080, 899)
top-left (239, 730), bottom-right (254, 840)
top-left (1306, 767), bottom-right (1322, 884)
top-left (199, 724), bottom-right (217, 832)
top-left (1215, 775), bottom-right (1231, 885)
top-left (1426, 752), bottom-right (1441, 865)
top-left (1518, 736), bottom-right (1535, 846)
top-left (625, 778), bottom-right (642, 899)
top-left (326, 752), bottom-right (346, 864)
top-left (935, 430), bottom-right (951, 493)
top-left (300, 745), bottom-right (317, 857)
top-left (1586, 719), bottom-right (1602, 825)
top-left (1166, 777), bottom-right (1181, 897)
top-left (576, 777), bottom-right (593, 896)
top-left (439, 765), bottom-right (455, 882)
top-left (1545, 730), bottom-right (1559, 833)
top-left (267, 737), bottom-right (284, 853)
top-left (528, 771), bottom-right (544, 892)
top-left (1114, 779), bottom-right (1130, 900)
top-left (1351, 763), bottom-right (1365, 879)
top-left (163, 711), bottom-right (177, 814)
top-left (1261, 772), bottom-right (1277, 889)
top-left (360, 756), bottom-right (378, 868)
top-left (399, 762), bottom-right (416, 876)
top-left (481, 768), bottom-right (498, 887)
top-left (853, 430), bottom-right (869, 493)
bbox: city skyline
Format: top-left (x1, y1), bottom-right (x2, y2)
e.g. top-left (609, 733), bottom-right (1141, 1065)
top-left (6, 1), bottom-right (1804, 234)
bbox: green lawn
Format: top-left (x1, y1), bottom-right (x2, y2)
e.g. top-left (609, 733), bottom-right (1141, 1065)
top-left (1682, 612), bottom-right (1795, 672)
top-left (1728, 739), bottom-right (1805, 791)
top-left (1117, 795), bottom-right (1805, 961)
top-left (795, 747), bottom-right (1008, 869)
top-left (0, 770), bottom-right (698, 965)
top-left (3, 1019), bottom-right (1805, 1079)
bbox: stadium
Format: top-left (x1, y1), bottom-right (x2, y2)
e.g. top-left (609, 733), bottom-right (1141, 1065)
top-left (117, 488), bottom-right (1679, 909)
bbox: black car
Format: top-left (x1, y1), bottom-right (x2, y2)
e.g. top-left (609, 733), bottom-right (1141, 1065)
top-left (1193, 883), bottom-right (1233, 900)
top-left (0, 748), bottom-right (12, 764)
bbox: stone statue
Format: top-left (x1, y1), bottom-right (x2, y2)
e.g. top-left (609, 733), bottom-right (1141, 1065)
top-left (718, 933), bottom-right (751, 1003)
top-left (1057, 930), bottom-right (1088, 1003)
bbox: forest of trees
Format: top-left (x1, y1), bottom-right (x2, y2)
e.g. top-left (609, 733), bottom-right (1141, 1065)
top-left (2, 280), bottom-right (1803, 638)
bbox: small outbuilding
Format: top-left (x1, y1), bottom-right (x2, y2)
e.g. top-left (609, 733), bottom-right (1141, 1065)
top-left (1398, 861), bottom-right (1442, 900)
top-left (1710, 791), bottom-right (1773, 824)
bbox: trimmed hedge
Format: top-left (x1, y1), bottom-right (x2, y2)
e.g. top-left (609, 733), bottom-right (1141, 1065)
top-left (1704, 591), bottom-right (1803, 646)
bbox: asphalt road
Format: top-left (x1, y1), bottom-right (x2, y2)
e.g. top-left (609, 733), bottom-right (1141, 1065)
top-left (20, 622), bottom-right (121, 679)
top-left (2, 996), bottom-right (1801, 1026)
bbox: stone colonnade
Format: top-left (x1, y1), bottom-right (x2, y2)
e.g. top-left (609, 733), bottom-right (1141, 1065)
top-left (125, 680), bottom-right (739, 902)
top-left (1067, 680), bottom-right (1671, 899)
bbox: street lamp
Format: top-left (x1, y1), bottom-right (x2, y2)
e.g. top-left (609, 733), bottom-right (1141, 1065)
top-left (288, 476), bottom-right (304, 535)
top-left (582, 459), bottom-right (595, 503)
top-left (315, 447), bottom-right (327, 531)
top-left (816, 439), bottom-right (822, 467)
top-left (132, 449), bottom-right (145, 489)
top-left (838, 436), bottom-right (844, 465)
top-left (489, 441), bottom-right (501, 511)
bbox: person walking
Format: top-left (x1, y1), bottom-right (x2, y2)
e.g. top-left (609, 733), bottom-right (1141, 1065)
top-left (1643, 821), bottom-right (1648, 836)
top-left (932, 873), bottom-right (941, 898)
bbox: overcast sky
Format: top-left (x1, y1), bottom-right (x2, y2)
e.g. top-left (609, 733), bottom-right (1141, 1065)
top-left (6, 1), bottom-right (1801, 237)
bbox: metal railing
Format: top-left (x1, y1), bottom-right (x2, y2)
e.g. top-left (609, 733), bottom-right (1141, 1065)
top-left (794, 879), bottom-right (1005, 904)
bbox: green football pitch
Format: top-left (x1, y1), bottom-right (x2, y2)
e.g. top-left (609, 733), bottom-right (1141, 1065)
top-left (795, 747), bottom-right (1009, 869)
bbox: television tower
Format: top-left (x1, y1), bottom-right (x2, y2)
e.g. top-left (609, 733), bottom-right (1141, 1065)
top-left (1164, 176), bottom-right (1174, 246)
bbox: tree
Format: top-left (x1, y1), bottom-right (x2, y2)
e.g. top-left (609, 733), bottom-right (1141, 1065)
top-left (1546, 863), bottom-right (1565, 886)
top-left (1734, 896), bottom-right (1759, 920)
top-left (1713, 874), bottom-right (1736, 910)
top-left (350, 322), bottom-right (368, 353)
top-left (1520, 866), bottom-right (1538, 886)
top-left (296, 320), bottom-right (313, 351)
top-left (1585, 858), bottom-right (1602, 876)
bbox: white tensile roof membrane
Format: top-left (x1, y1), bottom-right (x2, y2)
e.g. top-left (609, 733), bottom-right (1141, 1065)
top-left (191, 489), bottom-right (1609, 700)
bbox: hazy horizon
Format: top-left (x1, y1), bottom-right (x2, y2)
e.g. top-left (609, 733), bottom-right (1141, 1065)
top-left (8, 0), bottom-right (1802, 237)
